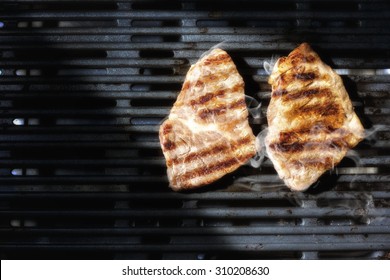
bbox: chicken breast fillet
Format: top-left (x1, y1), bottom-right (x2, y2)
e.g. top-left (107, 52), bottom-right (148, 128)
top-left (159, 48), bottom-right (256, 191)
top-left (266, 43), bottom-right (365, 191)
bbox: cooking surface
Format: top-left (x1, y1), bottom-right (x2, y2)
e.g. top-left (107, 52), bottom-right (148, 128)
top-left (0, 0), bottom-right (390, 259)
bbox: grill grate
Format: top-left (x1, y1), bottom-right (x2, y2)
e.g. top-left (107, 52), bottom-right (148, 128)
top-left (0, 0), bottom-right (390, 260)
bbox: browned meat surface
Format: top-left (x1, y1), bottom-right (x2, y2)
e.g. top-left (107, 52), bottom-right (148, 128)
top-left (159, 48), bottom-right (256, 191)
top-left (266, 43), bottom-right (365, 191)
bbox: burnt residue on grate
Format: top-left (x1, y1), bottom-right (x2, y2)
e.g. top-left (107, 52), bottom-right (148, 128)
top-left (0, 0), bottom-right (390, 260)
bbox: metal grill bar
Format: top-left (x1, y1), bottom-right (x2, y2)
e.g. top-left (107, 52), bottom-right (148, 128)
top-left (2, 26), bottom-right (390, 34)
top-left (0, 158), bottom-right (390, 169)
top-left (1, 10), bottom-right (390, 20)
top-left (1, 42), bottom-right (390, 50)
top-left (2, 226), bottom-right (390, 235)
top-left (1, 243), bottom-right (389, 252)
top-left (1, 208), bottom-right (390, 218)
top-left (1, 191), bottom-right (389, 199)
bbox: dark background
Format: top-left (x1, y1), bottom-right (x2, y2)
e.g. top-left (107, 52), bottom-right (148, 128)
top-left (0, 0), bottom-right (389, 259)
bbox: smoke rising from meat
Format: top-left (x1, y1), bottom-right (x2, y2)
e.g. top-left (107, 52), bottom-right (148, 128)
top-left (249, 127), bottom-right (268, 168)
top-left (363, 124), bottom-right (389, 141)
top-left (245, 95), bottom-right (262, 123)
top-left (263, 55), bottom-right (279, 75)
top-left (199, 41), bottom-right (230, 60)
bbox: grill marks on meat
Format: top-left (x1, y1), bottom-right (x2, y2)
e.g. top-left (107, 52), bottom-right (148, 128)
top-left (265, 43), bottom-right (365, 191)
top-left (168, 135), bottom-right (254, 167)
top-left (273, 88), bottom-right (333, 101)
top-left (198, 99), bottom-right (246, 120)
top-left (159, 49), bottom-right (256, 190)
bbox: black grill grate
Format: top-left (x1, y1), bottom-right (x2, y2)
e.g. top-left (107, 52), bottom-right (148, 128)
top-left (0, 0), bottom-right (390, 260)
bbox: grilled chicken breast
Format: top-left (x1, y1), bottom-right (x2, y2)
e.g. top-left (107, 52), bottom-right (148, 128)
top-left (159, 48), bottom-right (256, 191)
top-left (266, 43), bottom-right (364, 191)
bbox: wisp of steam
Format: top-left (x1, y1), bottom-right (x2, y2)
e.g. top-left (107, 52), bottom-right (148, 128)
top-left (245, 95), bottom-right (262, 123)
top-left (363, 124), bottom-right (389, 141)
top-left (263, 55), bottom-right (279, 75)
top-left (199, 41), bottom-right (230, 59)
top-left (250, 127), bottom-right (268, 169)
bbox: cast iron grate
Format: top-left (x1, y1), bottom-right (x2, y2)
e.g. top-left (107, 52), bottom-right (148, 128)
top-left (0, 0), bottom-right (390, 259)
